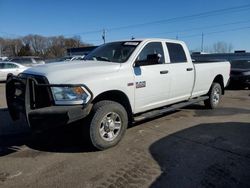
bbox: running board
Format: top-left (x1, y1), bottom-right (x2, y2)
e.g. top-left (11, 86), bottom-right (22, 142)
top-left (134, 96), bottom-right (209, 122)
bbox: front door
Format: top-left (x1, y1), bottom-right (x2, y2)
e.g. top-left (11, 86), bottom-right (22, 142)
top-left (134, 42), bottom-right (171, 113)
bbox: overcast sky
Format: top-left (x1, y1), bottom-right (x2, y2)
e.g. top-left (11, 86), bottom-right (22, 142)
top-left (1, 0), bottom-right (250, 51)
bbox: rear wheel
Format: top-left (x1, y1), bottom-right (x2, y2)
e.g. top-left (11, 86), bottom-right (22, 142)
top-left (89, 100), bottom-right (128, 150)
top-left (204, 82), bottom-right (222, 109)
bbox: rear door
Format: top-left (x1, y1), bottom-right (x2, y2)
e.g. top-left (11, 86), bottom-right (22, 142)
top-left (166, 42), bottom-right (194, 103)
top-left (134, 42), bottom-right (171, 113)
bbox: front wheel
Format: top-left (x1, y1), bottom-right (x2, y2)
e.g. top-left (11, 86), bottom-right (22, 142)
top-left (204, 82), bottom-right (222, 109)
top-left (89, 100), bottom-right (128, 150)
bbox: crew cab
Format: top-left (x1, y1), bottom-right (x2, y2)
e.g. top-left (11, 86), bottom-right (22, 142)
top-left (6, 38), bottom-right (230, 150)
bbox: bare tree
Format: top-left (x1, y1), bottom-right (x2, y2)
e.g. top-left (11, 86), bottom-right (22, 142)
top-left (0, 34), bottom-right (91, 58)
top-left (23, 35), bottom-right (47, 56)
top-left (211, 41), bottom-right (233, 53)
top-left (1, 38), bottom-right (23, 57)
top-left (65, 37), bottom-right (81, 48)
top-left (45, 36), bottom-right (66, 58)
top-left (0, 37), bottom-right (4, 56)
top-left (18, 44), bottom-right (32, 56)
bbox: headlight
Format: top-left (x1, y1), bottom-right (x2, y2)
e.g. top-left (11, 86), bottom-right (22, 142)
top-left (51, 86), bottom-right (91, 105)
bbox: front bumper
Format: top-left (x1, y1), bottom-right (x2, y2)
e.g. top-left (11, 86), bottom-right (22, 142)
top-left (28, 105), bottom-right (92, 130)
top-left (6, 74), bottom-right (93, 131)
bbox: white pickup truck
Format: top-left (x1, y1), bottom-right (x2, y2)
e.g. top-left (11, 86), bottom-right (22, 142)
top-left (6, 38), bottom-right (230, 150)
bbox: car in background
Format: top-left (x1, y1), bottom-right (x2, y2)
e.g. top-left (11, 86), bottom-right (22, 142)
top-left (0, 61), bottom-right (28, 81)
top-left (229, 60), bottom-right (250, 89)
top-left (0, 56), bottom-right (8, 61)
top-left (8, 56), bottom-right (45, 66)
top-left (59, 55), bottom-right (85, 62)
top-left (47, 56), bottom-right (85, 63)
top-left (57, 56), bottom-right (73, 62)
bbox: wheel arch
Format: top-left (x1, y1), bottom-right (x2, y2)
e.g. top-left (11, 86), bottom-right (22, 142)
top-left (92, 90), bottom-right (133, 122)
top-left (211, 74), bottom-right (225, 95)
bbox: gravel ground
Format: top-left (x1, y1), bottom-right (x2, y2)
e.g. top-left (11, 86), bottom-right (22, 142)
top-left (0, 84), bottom-right (250, 188)
top-left (0, 83), bottom-right (6, 108)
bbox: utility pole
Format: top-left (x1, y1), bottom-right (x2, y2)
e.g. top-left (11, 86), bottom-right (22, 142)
top-left (201, 32), bottom-right (204, 52)
top-left (102, 29), bottom-right (106, 44)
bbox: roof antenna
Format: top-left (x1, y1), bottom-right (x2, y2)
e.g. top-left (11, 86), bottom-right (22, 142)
top-left (131, 36), bottom-right (135, 40)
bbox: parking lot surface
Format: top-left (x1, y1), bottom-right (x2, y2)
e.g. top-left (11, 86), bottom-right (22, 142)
top-left (0, 84), bottom-right (6, 108)
top-left (0, 83), bottom-right (250, 187)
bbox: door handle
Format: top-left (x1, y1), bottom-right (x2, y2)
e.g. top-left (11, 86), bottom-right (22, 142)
top-left (160, 70), bottom-right (169, 74)
top-left (186, 68), bottom-right (193, 71)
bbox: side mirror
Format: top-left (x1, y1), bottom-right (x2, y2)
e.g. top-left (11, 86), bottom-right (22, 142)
top-left (134, 60), bottom-right (149, 67)
top-left (147, 54), bottom-right (161, 64)
top-left (134, 53), bottom-right (162, 67)
top-left (134, 61), bottom-right (141, 67)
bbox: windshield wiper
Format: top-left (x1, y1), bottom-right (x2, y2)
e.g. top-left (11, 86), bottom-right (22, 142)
top-left (92, 56), bottom-right (111, 62)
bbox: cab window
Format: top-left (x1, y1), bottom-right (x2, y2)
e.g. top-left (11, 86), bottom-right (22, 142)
top-left (166, 42), bottom-right (187, 63)
top-left (135, 42), bottom-right (165, 66)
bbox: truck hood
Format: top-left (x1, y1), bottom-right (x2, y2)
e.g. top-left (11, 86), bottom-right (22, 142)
top-left (23, 60), bottom-right (121, 84)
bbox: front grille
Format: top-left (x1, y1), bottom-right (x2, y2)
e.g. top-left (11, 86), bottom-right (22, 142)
top-left (6, 75), bottom-right (27, 120)
top-left (19, 74), bottom-right (53, 109)
top-left (6, 74), bottom-right (54, 121)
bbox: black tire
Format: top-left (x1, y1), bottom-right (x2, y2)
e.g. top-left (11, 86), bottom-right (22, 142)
top-left (204, 82), bottom-right (222, 109)
top-left (89, 100), bottom-right (128, 150)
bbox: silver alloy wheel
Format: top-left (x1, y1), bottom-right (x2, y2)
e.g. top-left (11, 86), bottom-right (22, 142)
top-left (99, 112), bottom-right (122, 141)
top-left (212, 87), bottom-right (220, 105)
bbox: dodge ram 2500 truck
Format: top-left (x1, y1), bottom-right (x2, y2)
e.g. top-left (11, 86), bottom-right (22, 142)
top-left (6, 38), bottom-right (230, 150)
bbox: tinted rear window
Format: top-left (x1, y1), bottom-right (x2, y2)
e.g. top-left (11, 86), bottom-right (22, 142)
top-left (166, 43), bottom-right (187, 63)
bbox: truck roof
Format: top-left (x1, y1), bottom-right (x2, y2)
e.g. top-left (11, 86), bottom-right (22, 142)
top-left (112, 38), bottom-right (185, 44)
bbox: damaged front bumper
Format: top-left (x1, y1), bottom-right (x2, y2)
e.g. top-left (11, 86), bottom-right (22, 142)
top-left (5, 74), bottom-right (93, 131)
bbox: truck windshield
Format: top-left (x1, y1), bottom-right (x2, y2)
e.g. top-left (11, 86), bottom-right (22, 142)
top-left (84, 41), bottom-right (140, 63)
